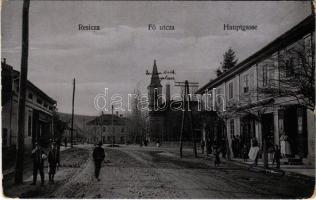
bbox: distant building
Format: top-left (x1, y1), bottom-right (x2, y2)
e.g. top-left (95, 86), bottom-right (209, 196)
top-left (196, 15), bottom-right (315, 166)
top-left (1, 59), bottom-right (57, 149)
top-left (86, 113), bottom-right (128, 144)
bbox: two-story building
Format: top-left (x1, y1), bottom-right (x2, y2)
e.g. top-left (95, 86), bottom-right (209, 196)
top-left (2, 59), bottom-right (57, 150)
top-left (196, 15), bottom-right (315, 166)
top-left (86, 112), bottom-right (128, 144)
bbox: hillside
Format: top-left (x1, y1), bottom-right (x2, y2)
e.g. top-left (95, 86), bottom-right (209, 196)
top-left (57, 112), bottom-right (95, 132)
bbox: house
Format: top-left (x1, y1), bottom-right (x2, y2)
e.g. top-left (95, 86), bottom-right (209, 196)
top-left (2, 59), bottom-right (57, 149)
top-left (196, 15), bottom-right (315, 166)
top-left (86, 112), bottom-right (128, 144)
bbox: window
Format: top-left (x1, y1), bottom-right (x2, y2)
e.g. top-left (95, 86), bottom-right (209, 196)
top-left (103, 127), bottom-right (106, 132)
top-left (243, 74), bottom-right (249, 93)
top-left (37, 98), bottom-right (43, 105)
top-left (120, 136), bottom-right (124, 143)
top-left (121, 128), bottom-right (124, 133)
top-left (28, 114), bottom-right (32, 137)
top-left (228, 82), bottom-right (233, 99)
top-left (107, 136), bottom-right (111, 141)
top-left (304, 34), bottom-right (311, 50)
top-left (28, 93), bottom-right (33, 100)
top-left (285, 58), bottom-right (294, 77)
top-left (230, 119), bottom-right (234, 138)
top-left (263, 65), bottom-right (268, 86)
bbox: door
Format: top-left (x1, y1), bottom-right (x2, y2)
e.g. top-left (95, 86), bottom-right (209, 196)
top-left (262, 113), bottom-right (274, 150)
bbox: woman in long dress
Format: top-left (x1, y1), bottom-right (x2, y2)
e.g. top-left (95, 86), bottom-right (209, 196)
top-left (280, 135), bottom-right (290, 157)
top-left (248, 139), bottom-right (260, 166)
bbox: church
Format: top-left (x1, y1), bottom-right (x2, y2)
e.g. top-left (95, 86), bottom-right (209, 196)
top-left (147, 60), bottom-right (201, 144)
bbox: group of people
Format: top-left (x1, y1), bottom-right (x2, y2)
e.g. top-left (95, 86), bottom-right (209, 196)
top-left (200, 138), bottom-right (228, 167)
top-left (247, 138), bottom-right (281, 169)
top-left (201, 136), bottom-right (282, 169)
top-left (231, 135), bottom-right (246, 159)
top-left (31, 141), bottom-right (59, 186)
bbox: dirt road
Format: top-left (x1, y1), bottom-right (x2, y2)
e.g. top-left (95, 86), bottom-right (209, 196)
top-left (48, 145), bottom-right (314, 199)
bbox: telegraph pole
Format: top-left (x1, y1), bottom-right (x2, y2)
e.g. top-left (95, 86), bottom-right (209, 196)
top-left (111, 105), bottom-right (114, 147)
top-left (15, 0), bottom-right (30, 184)
top-left (175, 81), bottom-right (199, 158)
top-left (71, 78), bottom-right (75, 148)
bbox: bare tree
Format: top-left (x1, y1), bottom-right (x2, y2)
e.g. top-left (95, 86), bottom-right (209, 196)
top-left (126, 88), bottom-right (148, 144)
top-left (258, 37), bottom-right (314, 111)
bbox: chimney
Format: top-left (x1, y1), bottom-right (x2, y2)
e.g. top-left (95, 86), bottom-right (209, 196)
top-left (166, 83), bottom-right (170, 103)
top-left (3, 58), bottom-right (6, 65)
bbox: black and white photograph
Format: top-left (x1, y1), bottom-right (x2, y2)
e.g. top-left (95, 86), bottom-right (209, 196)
top-left (1, 0), bottom-right (315, 198)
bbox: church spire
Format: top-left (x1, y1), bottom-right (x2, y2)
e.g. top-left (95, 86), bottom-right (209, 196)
top-left (149, 59), bottom-right (162, 88)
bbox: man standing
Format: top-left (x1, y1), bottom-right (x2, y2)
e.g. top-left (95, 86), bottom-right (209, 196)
top-left (200, 140), bottom-right (205, 154)
top-left (93, 141), bottom-right (105, 181)
top-left (31, 142), bottom-right (46, 186)
top-left (48, 141), bottom-right (59, 184)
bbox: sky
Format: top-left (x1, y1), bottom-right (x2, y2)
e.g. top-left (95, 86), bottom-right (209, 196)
top-left (1, 1), bottom-right (312, 116)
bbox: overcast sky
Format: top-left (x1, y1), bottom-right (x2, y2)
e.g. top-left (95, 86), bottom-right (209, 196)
top-left (1, 1), bottom-right (311, 116)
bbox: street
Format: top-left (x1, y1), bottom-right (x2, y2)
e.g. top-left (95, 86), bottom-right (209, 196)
top-left (5, 145), bottom-right (313, 199)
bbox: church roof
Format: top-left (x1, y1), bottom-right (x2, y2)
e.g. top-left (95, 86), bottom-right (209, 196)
top-left (148, 60), bottom-right (162, 88)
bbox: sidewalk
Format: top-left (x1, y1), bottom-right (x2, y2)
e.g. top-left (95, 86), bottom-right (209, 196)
top-left (126, 144), bottom-right (315, 179)
top-left (229, 157), bottom-right (315, 178)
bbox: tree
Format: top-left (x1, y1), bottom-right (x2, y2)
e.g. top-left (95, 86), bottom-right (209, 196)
top-left (215, 67), bottom-right (223, 77)
top-left (258, 36), bottom-right (314, 111)
top-left (215, 48), bottom-right (238, 77)
top-left (126, 88), bottom-right (148, 144)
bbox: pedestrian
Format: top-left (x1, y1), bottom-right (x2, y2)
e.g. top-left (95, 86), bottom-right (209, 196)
top-left (213, 144), bottom-right (220, 167)
top-left (248, 140), bottom-right (260, 167)
top-left (273, 145), bottom-right (281, 169)
top-left (48, 141), bottom-right (59, 184)
top-left (232, 136), bottom-right (237, 158)
top-left (221, 138), bottom-right (227, 158)
top-left (236, 135), bottom-right (241, 158)
top-left (30, 142), bottom-right (47, 186)
top-left (64, 137), bottom-right (67, 147)
top-left (93, 141), bottom-right (105, 181)
top-left (200, 140), bottom-right (205, 154)
top-left (156, 139), bottom-right (161, 147)
top-left (242, 144), bottom-right (248, 162)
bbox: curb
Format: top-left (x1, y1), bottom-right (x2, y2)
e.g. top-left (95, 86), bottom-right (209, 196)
top-left (223, 158), bottom-right (315, 179)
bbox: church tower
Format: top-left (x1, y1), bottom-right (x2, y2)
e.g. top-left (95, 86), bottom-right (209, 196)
top-left (147, 60), bottom-right (162, 110)
top-left (147, 60), bottom-right (164, 142)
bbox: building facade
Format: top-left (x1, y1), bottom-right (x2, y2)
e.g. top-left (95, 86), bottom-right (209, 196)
top-left (196, 15), bottom-right (315, 166)
top-left (2, 59), bottom-right (57, 149)
top-left (86, 113), bottom-right (128, 144)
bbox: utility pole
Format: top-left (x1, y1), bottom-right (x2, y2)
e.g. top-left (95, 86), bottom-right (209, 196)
top-left (71, 78), bottom-right (75, 148)
top-left (111, 105), bottom-right (114, 147)
top-left (175, 80), bottom-right (198, 158)
top-left (15, 0), bottom-right (30, 185)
